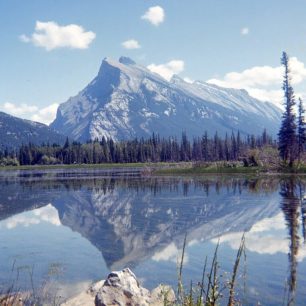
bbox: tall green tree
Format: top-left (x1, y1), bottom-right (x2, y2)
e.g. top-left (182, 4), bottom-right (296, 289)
top-left (278, 52), bottom-right (297, 167)
top-left (297, 98), bottom-right (306, 161)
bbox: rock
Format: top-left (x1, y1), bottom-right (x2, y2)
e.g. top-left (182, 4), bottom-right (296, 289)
top-left (150, 284), bottom-right (176, 306)
top-left (62, 280), bottom-right (104, 306)
top-left (62, 268), bottom-right (175, 306)
top-left (95, 268), bottom-right (175, 306)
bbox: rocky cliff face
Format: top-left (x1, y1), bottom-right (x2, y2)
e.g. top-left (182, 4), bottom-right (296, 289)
top-left (51, 57), bottom-right (282, 141)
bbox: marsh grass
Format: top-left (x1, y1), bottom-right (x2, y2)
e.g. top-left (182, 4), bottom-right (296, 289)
top-left (0, 261), bottom-right (64, 306)
top-left (175, 234), bottom-right (246, 306)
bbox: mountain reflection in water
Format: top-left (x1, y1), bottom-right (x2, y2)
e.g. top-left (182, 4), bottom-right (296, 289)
top-left (0, 171), bottom-right (306, 305)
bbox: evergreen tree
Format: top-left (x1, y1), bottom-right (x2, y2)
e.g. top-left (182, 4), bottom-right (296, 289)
top-left (297, 98), bottom-right (306, 161)
top-left (262, 128), bottom-right (269, 145)
top-left (278, 52), bottom-right (297, 167)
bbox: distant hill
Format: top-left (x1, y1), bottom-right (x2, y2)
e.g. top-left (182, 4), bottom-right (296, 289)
top-left (0, 111), bottom-right (66, 149)
top-left (51, 56), bottom-right (282, 142)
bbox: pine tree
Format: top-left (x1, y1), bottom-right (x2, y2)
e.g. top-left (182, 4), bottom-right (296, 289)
top-left (297, 98), bottom-right (306, 161)
top-left (278, 52), bottom-right (297, 167)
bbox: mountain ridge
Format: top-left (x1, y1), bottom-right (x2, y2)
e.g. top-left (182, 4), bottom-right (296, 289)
top-left (0, 111), bottom-right (66, 149)
top-left (51, 56), bottom-right (282, 141)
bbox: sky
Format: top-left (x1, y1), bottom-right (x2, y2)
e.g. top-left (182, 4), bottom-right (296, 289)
top-left (1, 0), bottom-right (306, 125)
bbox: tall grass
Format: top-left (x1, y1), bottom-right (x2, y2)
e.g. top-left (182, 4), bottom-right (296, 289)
top-left (0, 261), bottom-right (63, 306)
top-left (176, 234), bottom-right (246, 306)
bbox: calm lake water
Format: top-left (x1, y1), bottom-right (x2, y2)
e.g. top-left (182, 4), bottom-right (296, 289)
top-left (1, 169), bottom-right (306, 305)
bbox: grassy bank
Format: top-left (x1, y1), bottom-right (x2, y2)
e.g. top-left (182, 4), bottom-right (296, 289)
top-left (0, 162), bottom-right (159, 171)
top-left (155, 163), bottom-right (261, 175)
top-left (0, 161), bottom-right (261, 175)
top-left (2, 160), bottom-right (306, 175)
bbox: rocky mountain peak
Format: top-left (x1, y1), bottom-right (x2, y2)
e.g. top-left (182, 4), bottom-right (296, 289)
top-left (51, 56), bottom-right (282, 142)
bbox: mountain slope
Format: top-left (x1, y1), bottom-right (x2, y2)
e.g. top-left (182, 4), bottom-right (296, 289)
top-left (51, 57), bottom-right (282, 141)
top-left (0, 111), bottom-right (66, 149)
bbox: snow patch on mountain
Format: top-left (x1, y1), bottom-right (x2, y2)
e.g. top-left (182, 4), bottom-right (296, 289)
top-left (51, 57), bottom-right (282, 141)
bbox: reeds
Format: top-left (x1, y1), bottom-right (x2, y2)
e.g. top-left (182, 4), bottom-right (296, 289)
top-left (0, 261), bottom-right (63, 306)
top-left (176, 234), bottom-right (246, 306)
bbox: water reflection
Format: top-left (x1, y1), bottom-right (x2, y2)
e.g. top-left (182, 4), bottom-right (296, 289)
top-left (279, 178), bottom-right (306, 306)
top-left (1, 173), bottom-right (306, 304)
top-left (0, 175), bottom-right (281, 269)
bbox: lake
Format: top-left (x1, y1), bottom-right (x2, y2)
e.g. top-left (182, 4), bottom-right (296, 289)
top-left (0, 169), bottom-right (306, 305)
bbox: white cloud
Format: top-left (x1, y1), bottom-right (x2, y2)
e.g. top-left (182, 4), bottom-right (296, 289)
top-left (152, 242), bottom-right (178, 262)
top-left (3, 102), bottom-right (38, 116)
top-left (5, 204), bottom-right (61, 229)
top-left (20, 21), bottom-right (96, 51)
top-left (0, 102), bottom-right (58, 125)
top-left (241, 27), bottom-right (249, 35)
top-left (147, 60), bottom-right (185, 81)
top-left (207, 57), bottom-right (306, 105)
top-left (152, 242), bottom-right (189, 264)
top-left (121, 39), bottom-right (141, 49)
top-left (19, 34), bottom-right (31, 43)
top-left (244, 88), bottom-right (284, 106)
top-left (30, 103), bottom-right (59, 125)
top-left (211, 212), bottom-right (306, 261)
top-left (208, 66), bottom-right (283, 88)
top-left (33, 204), bottom-right (61, 226)
top-left (141, 6), bottom-right (165, 26)
top-left (6, 215), bottom-right (40, 229)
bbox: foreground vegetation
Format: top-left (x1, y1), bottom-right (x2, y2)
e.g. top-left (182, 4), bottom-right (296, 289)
top-left (1, 236), bottom-right (246, 306)
top-left (174, 235), bottom-right (246, 306)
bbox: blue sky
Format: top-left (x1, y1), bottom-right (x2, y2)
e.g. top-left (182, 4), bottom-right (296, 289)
top-left (1, 0), bottom-right (306, 124)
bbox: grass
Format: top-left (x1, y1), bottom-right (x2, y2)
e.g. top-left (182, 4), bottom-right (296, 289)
top-left (156, 165), bottom-right (261, 175)
top-left (279, 164), bottom-right (306, 173)
top-left (0, 161), bottom-right (262, 175)
top-left (174, 234), bottom-right (246, 306)
top-left (3, 159), bottom-right (306, 175)
top-left (0, 161), bottom-right (195, 172)
top-left (0, 261), bottom-right (63, 306)
top-left (0, 162), bottom-right (152, 171)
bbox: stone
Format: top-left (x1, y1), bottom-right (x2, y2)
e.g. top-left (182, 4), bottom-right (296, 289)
top-left (95, 268), bottom-right (175, 306)
top-left (61, 280), bottom-right (104, 306)
top-left (95, 268), bottom-right (150, 306)
top-left (62, 268), bottom-right (175, 306)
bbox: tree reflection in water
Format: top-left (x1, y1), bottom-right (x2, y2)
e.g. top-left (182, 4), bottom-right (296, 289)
top-left (280, 178), bottom-right (306, 306)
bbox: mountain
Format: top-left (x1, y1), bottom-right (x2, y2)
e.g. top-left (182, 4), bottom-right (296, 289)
top-left (51, 56), bottom-right (282, 141)
top-left (0, 111), bottom-right (66, 149)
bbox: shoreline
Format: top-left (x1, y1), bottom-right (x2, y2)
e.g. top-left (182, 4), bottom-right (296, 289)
top-left (1, 161), bottom-right (306, 175)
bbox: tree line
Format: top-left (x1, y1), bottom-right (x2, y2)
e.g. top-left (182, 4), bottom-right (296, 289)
top-left (0, 130), bottom-right (274, 166)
